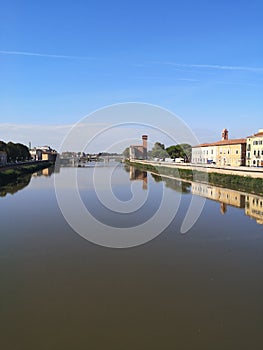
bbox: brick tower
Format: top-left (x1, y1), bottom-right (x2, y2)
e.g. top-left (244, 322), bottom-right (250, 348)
top-left (221, 128), bottom-right (229, 141)
top-left (142, 135), bottom-right (148, 159)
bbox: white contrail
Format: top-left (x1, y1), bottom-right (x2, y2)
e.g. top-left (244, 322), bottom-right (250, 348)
top-left (154, 61), bottom-right (263, 73)
top-left (0, 50), bottom-right (92, 59)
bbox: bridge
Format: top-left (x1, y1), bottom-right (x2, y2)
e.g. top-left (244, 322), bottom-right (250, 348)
top-left (58, 154), bottom-right (123, 167)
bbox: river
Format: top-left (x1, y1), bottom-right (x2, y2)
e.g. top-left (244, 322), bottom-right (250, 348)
top-left (0, 163), bottom-right (263, 349)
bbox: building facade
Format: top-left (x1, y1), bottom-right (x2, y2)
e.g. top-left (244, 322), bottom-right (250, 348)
top-left (191, 145), bottom-right (217, 164)
top-left (216, 140), bottom-right (246, 166)
top-left (30, 146), bottom-right (57, 162)
top-left (129, 135), bottom-right (148, 160)
top-left (246, 129), bottom-right (263, 167)
top-left (192, 129), bottom-right (246, 166)
top-left (42, 152), bottom-right (57, 162)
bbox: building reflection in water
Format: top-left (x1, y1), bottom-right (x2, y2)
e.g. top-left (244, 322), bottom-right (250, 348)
top-left (128, 165), bottom-right (263, 226)
top-left (191, 182), bottom-right (263, 225)
top-left (42, 167), bottom-right (53, 176)
top-left (191, 183), bottom-right (246, 211)
top-left (129, 166), bottom-right (148, 190)
top-left (245, 194), bottom-right (263, 225)
top-left (32, 165), bottom-right (58, 178)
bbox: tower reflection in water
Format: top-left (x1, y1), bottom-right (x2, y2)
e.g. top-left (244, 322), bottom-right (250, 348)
top-left (129, 166), bottom-right (148, 190)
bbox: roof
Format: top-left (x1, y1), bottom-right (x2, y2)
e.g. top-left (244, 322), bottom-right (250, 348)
top-left (247, 131), bottom-right (263, 138)
top-left (192, 138), bottom-right (247, 148)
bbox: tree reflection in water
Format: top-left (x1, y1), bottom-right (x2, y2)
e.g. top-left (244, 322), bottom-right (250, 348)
top-left (0, 166), bottom-right (56, 197)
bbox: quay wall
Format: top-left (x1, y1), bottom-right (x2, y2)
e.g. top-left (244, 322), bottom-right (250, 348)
top-left (129, 160), bottom-right (263, 179)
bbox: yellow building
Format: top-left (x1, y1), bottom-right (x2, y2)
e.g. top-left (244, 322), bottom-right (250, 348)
top-left (42, 151), bottom-right (57, 162)
top-left (216, 139), bottom-right (246, 166)
top-left (246, 129), bottom-right (263, 167)
top-left (192, 129), bottom-right (246, 166)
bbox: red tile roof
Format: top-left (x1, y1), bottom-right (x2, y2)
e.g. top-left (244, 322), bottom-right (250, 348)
top-left (247, 131), bottom-right (263, 138)
top-left (192, 138), bottom-right (246, 148)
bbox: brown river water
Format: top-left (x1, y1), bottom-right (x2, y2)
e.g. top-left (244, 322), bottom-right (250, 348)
top-left (0, 164), bottom-right (262, 349)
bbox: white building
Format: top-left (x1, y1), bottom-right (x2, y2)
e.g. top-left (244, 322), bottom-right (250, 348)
top-left (246, 129), bottom-right (263, 167)
top-left (191, 145), bottom-right (217, 164)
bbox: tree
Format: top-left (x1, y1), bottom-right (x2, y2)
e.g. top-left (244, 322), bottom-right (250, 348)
top-left (122, 147), bottom-right (130, 158)
top-left (166, 143), bottom-right (192, 161)
top-left (179, 144), bottom-right (192, 161)
top-left (0, 141), bottom-right (30, 161)
top-left (166, 145), bottom-right (180, 159)
top-left (151, 142), bottom-right (167, 159)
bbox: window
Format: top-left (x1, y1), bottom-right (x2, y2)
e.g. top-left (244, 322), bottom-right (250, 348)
top-left (236, 150), bottom-right (238, 154)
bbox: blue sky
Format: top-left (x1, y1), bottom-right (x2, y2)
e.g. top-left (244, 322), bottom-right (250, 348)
top-left (0, 0), bottom-right (262, 150)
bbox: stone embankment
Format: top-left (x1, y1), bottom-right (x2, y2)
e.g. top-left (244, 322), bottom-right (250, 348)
top-left (130, 160), bottom-right (263, 179)
top-left (0, 160), bottom-right (51, 171)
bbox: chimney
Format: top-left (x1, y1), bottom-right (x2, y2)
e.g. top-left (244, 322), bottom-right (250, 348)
top-left (142, 135), bottom-right (148, 159)
top-left (221, 128), bottom-right (228, 141)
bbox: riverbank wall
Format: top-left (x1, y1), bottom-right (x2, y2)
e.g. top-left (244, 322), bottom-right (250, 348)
top-left (129, 160), bottom-right (263, 178)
